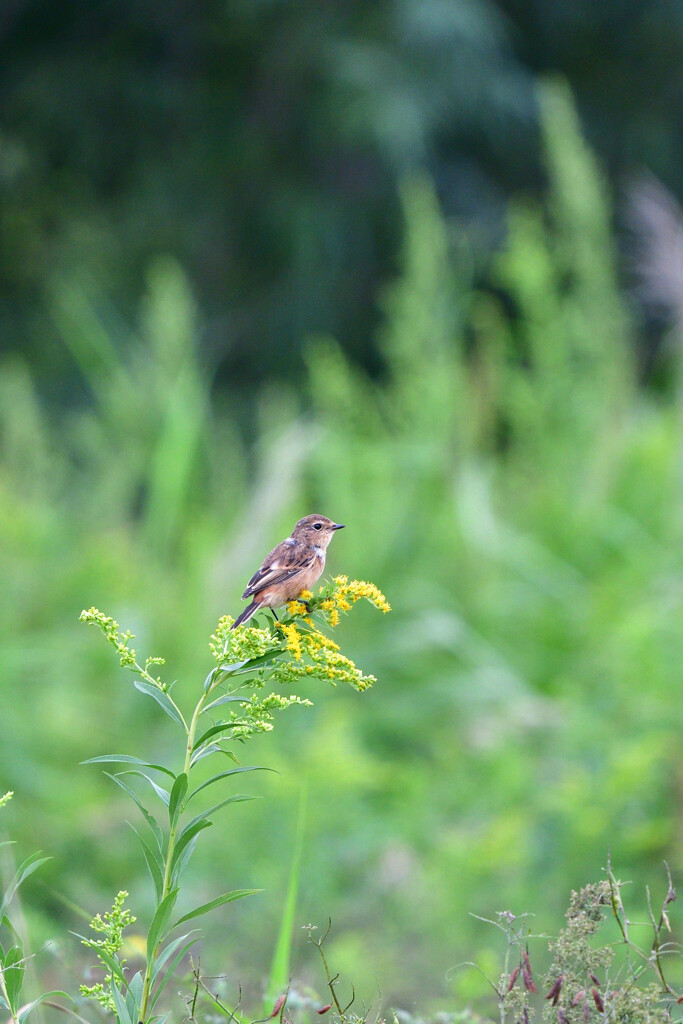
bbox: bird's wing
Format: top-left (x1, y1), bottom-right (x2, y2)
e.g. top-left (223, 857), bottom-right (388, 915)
top-left (241, 540), bottom-right (316, 599)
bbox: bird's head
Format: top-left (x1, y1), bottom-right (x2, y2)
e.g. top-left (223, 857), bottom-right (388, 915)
top-left (291, 514), bottom-right (345, 549)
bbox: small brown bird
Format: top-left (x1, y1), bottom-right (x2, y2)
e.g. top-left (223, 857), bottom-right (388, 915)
top-left (231, 514), bottom-right (345, 629)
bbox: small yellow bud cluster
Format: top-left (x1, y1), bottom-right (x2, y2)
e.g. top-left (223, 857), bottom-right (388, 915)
top-left (228, 691), bottom-right (313, 740)
top-left (80, 891), bottom-right (137, 1013)
top-left (209, 615), bottom-right (280, 666)
top-left (0, 791), bottom-right (13, 809)
top-left (80, 608), bottom-right (138, 669)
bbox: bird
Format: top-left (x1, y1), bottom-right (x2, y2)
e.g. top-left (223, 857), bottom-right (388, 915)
top-left (231, 514), bottom-right (345, 629)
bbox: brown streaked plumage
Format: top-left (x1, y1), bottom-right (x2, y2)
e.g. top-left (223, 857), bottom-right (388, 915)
top-left (231, 514), bottom-right (345, 629)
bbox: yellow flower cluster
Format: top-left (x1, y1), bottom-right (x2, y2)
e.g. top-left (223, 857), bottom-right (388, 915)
top-left (284, 577), bottom-right (390, 629)
top-left (332, 576), bottom-right (391, 613)
top-left (277, 621), bottom-right (303, 660)
top-left (271, 622), bottom-right (375, 691)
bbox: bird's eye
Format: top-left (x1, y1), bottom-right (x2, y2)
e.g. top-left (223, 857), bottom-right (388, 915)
top-left (313, 522), bottom-right (323, 530)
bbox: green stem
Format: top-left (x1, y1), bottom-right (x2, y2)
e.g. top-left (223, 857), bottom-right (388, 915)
top-left (138, 673), bottom-right (222, 1023)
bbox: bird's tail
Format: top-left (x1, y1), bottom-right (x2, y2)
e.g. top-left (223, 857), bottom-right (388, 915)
top-left (231, 599), bottom-right (261, 630)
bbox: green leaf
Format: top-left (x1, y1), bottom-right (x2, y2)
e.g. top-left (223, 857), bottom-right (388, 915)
top-left (4, 945), bottom-right (25, 1014)
top-left (110, 979), bottom-right (134, 1024)
top-left (186, 766), bottom-right (271, 804)
top-left (168, 772), bottom-right (188, 828)
top-left (172, 889), bottom-right (261, 928)
top-left (147, 888), bottom-right (179, 959)
top-left (73, 939), bottom-right (127, 985)
top-left (126, 970), bottom-right (143, 1021)
top-left (17, 992), bottom-right (73, 1024)
top-left (173, 835), bottom-right (200, 881)
top-left (149, 934), bottom-right (200, 1010)
top-left (203, 667), bottom-right (219, 692)
top-left (183, 794), bottom-right (257, 834)
top-left (203, 693), bottom-right (253, 713)
top-left (223, 649), bottom-right (284, 673)
top-left (170, 818), bottom-right (212, 877)
top-left (134, 680), bottom-right (187, 730)
top-left (128, 823), bottom-right (164, 903)
top-left (117, 769), bottom-right (170, 807)
top-left (81, 754), bottom-right (175, 778)
top-left (189, 744), bottom-right (223, 766)
top-left (0, 852), bottom-right (51, 919)
top-left (192, 720), bottom-right (247, 751)
top-left (150, 931), bottom-right (199, 985)
top-left (104, 772), bottom-right (164, 851)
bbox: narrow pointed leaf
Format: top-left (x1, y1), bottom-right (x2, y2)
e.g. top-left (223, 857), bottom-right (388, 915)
top-left (184, 794), bottom-right (257, 834)
top-left (0, 852), bottom-right (50, 918)
top-left (4, 945), bottom-right (25, 1014)
top-left (224, 650), bottom-right (284, 673)
top-left (82, 944), bottom-right (126, 985)
top-left (127, 823), bottom-right (164, 902)
top-left (203, 693), bottom-right (253, 713)
top-left (168, 772), bottom-right (188, 828)
top-left (150, 931), bottom-right (200, 985)
top-left (147, 888), bottom-right (179, 959)
top-left (150, 936), bottom-right (200, 1010)
top-left (118, 769), bottom-right (170, 806)
top-left (17, 992), bottom-right (73, 1024)
top-left (170, 819), bottom-right (212, 876)
top-left (190, 744), bottom-right (223, 766)
top-left (173, 889), bottom-right (261, 928)
top-left (104, 772), bottom-right (163, 851)
top-left (125, 970), bottom-right (142, 1021)
top-left (192, 721), bottom-right (248, 751)
top-left (187, 766), bottom-right (271, 804)
top-left (110, 980), bottom-right (133, 1024)
top-left (134, 680), bottom-right (187, 729)
top-left (174, 834), bottom-right (200, 880)
top-left (81, 754), bottom-right (175, 778)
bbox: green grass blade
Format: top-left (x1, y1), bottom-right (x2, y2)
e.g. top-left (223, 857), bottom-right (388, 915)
top-left (265, 784), bottom-right (307, 1007)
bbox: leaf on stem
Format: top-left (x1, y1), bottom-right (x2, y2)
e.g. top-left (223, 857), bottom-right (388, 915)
top-left (170, 818), bottom-right (212, 877)
top-left (0, 852), bottom-right (51, 919)
top-left (172, 889), bottom-right (261, 928)
top-left (110, 979), bottom-right (134, 1024)
top-left (3, 944), bottom-right (25, 1014)
top-left (149, 934), bottom-right (201, 1010)
top-left (186, 766), bottom-right (272, 804)
top-left (203, 693), bottom-right (254, 714)
top-left (127, 822), bottom-right (165, 903)
top-left (117, 769), bottom-right (171, 807)
top-left (17, 992), bottom-right (74, 1024)
top-left (81, 754), bottom-right (175, 779)
top-left (147, 888), bottom-right (180, 960)
top-left (103, 772), bottom-right (164, 851)
top-left (168, 772), bottom-right (188, 828)
top-left (133, 680), bottom-right (187, 730)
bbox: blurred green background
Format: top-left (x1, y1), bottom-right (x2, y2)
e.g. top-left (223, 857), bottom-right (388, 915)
top-left (2, 0), bottom-right (683, 1016)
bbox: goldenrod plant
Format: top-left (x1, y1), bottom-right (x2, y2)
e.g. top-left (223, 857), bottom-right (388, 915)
top-left (79, 577), bottom-right (389, 1024)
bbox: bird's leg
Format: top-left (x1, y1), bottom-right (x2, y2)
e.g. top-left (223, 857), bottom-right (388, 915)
top-left (272, 609), bottom-right (280, 621)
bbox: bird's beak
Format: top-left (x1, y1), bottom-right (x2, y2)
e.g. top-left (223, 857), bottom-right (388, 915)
top-left (332, 523), bottom-right (345, 530)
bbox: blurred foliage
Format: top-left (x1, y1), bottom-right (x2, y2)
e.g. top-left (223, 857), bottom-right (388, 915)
top-left (2, 0), bottom-right (683, 395)
top-left (1, 67), bottom-right (683, 1020)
